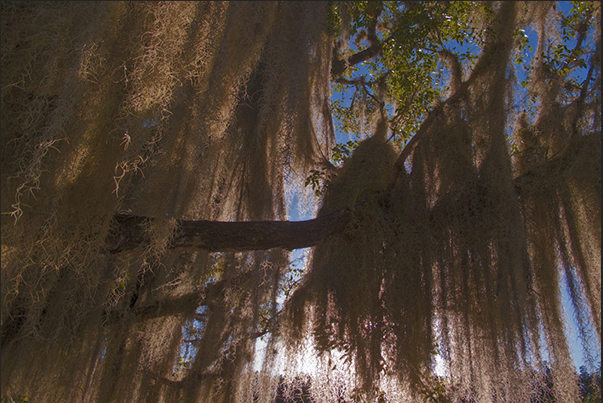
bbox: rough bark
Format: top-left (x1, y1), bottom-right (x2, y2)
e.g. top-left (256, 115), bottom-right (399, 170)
top-left (107, 207), bottom-right (352, 254)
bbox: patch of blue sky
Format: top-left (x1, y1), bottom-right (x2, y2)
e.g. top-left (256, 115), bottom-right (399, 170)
top-left (560, 265), bottom-right (602, 371)
top-left (174, 305), bottom-right (207, 374)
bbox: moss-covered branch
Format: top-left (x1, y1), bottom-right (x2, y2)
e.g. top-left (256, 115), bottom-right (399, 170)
top-left (107, 208), bottom-right (351, 254)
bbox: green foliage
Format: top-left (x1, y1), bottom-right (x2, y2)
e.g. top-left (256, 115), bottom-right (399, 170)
top-left (579, 365), bottom-right (602, 403)
top-left (326, 1), bottom-right (342, 36)
top-left (304, 169), bottom-right (329, 197)
top-left (329, 1), bottom-right (598, 157)
top-left (280, 255), bottom-right (305, 299)
top-left (331, 139), bottom-right (359, 165)
top-left (303, 137), bottom-right (362, 196)
top-left (540, 1), bottom-right (596, 83)
top-left (329, 1), bottom-right (495, 147)
top-left (513, 28), bottom-right (533, 67)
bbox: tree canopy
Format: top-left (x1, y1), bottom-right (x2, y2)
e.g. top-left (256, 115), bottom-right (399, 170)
top-left (1, 2), bottom-right (600, 402)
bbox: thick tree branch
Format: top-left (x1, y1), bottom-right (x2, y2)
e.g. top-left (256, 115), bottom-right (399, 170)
top-left (331, 43), bottom-right (383, 77)
top-left (106, 127), bottom-right (597, 256)
top-left (107, 208), bottom-right (351, 254)
top-left (331, 2), bottom-right (384, 78)
top-left (100, 132), bottom-right (598, 328)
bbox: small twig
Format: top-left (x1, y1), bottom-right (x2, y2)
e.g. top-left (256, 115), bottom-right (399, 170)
top-left (359, 76), bottom-right (385, 112)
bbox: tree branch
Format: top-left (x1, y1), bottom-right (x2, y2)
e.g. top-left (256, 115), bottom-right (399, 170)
top-left (331, 2), bottom-right (384, 78)
top-left (107, 208), bottom-right (351, 254)
top-left (331, 43), bottom-right (383, 77)
top-left (101, 132), bottom-right (598, 326)
top-left (382, 76), bottom-right (478, 203)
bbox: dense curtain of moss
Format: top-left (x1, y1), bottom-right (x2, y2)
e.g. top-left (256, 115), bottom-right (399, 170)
top-left (1, 2), bottom-right (600, 402)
